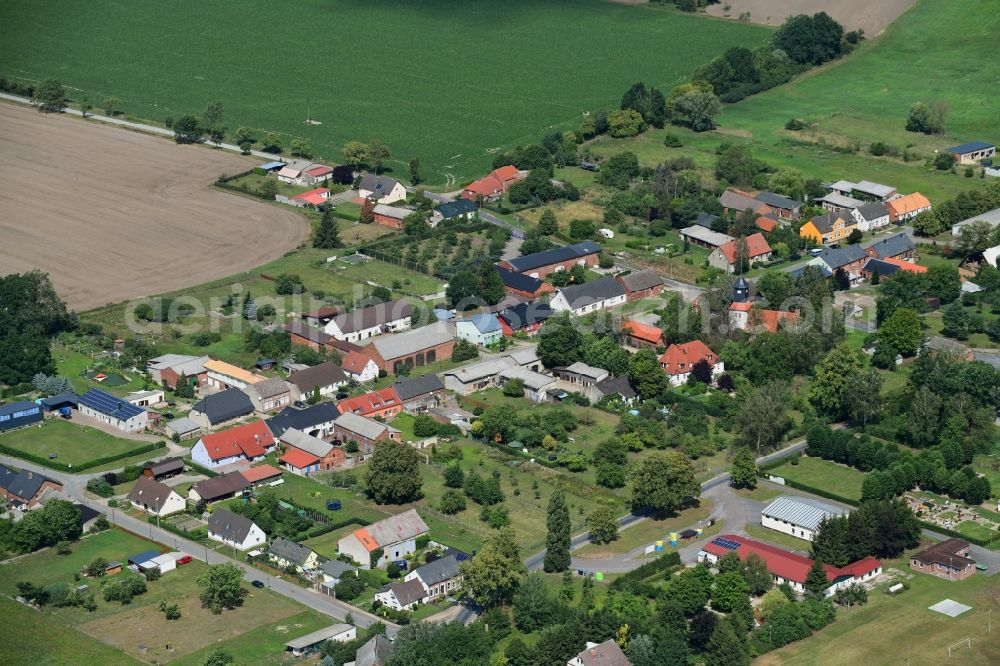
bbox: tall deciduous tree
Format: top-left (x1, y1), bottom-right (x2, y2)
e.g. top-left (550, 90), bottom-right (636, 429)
top-left (460, 527), bottom-right (525, 607)
top-left (628, 348), bottom-right (668, 400)
top-left (809, 345), bottom-right (865, 419)
top-left (197, 563), bottom-right (247, 614)
top-left (364, 440), bottom-right (422, 504)
top-left (878, 307), bottom-right (922, 356)
top-left (729, 447), bottom-right (757, 489)
top-left (543, 490), bottom-right (571, 572)
top-left (734, 381), bottom-right (790, 454)
top-left (586, 506), bottom-right (619, 544)
top-left (631, 451), bottom-right (699, 516)
top-left (32, 78), bottom-right (67, 112)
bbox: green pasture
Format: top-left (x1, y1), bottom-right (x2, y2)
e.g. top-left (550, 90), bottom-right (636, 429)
top-left (768, 456), bottom-right (866, 501)
top-left (0, 418), bottom-right (154, 468)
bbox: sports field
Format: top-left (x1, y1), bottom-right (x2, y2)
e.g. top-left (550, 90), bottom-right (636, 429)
top-left (0, 0), bottom-right (770, 185)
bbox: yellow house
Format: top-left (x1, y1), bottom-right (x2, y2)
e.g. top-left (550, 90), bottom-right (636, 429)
top-left (799, 212), bottom-right (856, 245)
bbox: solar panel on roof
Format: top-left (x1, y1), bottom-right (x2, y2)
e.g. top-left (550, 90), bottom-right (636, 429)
top-left (712, 537), bottom-right (741, 551)
top-left (79, 388), bottom-right (144, 420)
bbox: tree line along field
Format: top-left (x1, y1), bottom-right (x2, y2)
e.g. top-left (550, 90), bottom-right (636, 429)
top-left (0, 0), bottom-right (770, 185)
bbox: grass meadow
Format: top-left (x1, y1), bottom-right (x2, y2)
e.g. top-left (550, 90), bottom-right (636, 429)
top-left (768, 456), bottom-right (866, 501)
top-left (0, 0), bottom-right (770, 185)
top-left (0, 418), bottom-right (154, 467)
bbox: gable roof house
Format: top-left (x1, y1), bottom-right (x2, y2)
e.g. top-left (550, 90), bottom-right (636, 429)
top-left (432, 198), bottom-right (477, 225)
top-left (495, 266), bottom-right (556, 299)
top-left (909, 538), bottom-right (976, 580)
top-left (499, 242), bottom-right (602, 279)
top-left (550, 277), bottom-right (628, 316)
top-left (126, 476), bottom-right (185, 517)
top-left (754, 191), bottom-right (802, 219)
top-left (207, 508), bottom-right (266, 550)
top-left (403, 554), bottom-right (462, 601)
top-left (243, 376), bottom-right (293, 414)
top-left (498, 365), bottom-right (557, 403)
top-left (592, 376), bottom-right (638, 405)
top-left (660, 340), bottom-right (723, 387)
top-left (616, 269), bottom-right (665, 301)
top-left (204, 359), bottom-right (264, 391)
top-left (77, 388), bottom-right (148, 433)
top-left (568, 639), bottom-right (632, 666)
top-left (265, 402), bottom-right (340, 439)
top-left (887, 192), bottom-right (932, 222)
top-left (268, 537), bottom-right (320, 572)
top-left (460, 166), bottom-right (525, 203)
top-left (191, 420), bottom-right (277, 469)
top-left (284, 320), bottom-right (364, 356)
top-left (341, 350), bottom-right (380, 383)
top-left (189, 387), bottom-right (255, 429)
top-left (799, 212), bottom-right (856, 245)
top-left (0, 466), bottom-right (62, 509)
top-left (851, 201), bottom-right (891, 231)
top-left (810, 244), bottom-right (870, 284)
top-left (391, 374), bottom-right (446, 413)
top-left (364, 322), bottom-right (455, 374)
top-left (372, 204), bottom-right (413, 229)
top-left (147, 354), bottom-right (210, 389)
top-left (622, 319), bottom-right (665, 349)
top-left (719, 187), bottom-right (768, 216)
top-left (358, 173), bottom-right (406, 204)
top-left (375, 578), bottom-right (428, 611)
top-left (291, 187), bottom-right (331, 208)
top-left (337, 387), bottom-right (403, 420)
top-left (679, 225), bottom-right (734, 250)
top-left (497, 301), bottom-right (554, 337)
top-left (708, 233), bottom-right (772, 273)
top-left (455, 313), bottom-right (503, 347)
top-left (353, 634), bottom-right (394, 666)
top-left (324, 299), bottom-right (413, 343)
top-left (816, 191), bottom-right (865, 213)
top-left (332, 412), bottom-right (401, 452)
top-left (862, 232), bottom-right (917, 260)
top-left (286, 362), bottom-right (349, 400)
top-left (553, 362), bottom-right (610, 403)
top-left (278, 427), bottom-right (345, 475)
top-left (338, 509), bottom-right (429, 569)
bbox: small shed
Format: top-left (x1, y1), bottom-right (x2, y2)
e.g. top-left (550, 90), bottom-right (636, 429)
top-left (127, 549), bottom-right (162, 566)
top-left (284, 624), bottom-right (356, 656)
top-left (40, 393), bottom-right (79, 413)
top-left (105, 561), bottom-right (123, 576)
top-left (255, 358), bottom-right (276, 371)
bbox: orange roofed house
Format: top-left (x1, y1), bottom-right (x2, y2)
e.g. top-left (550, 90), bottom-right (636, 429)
top-left (622, 320), bottom-right (665, 350)
top-left (660, 340), bottom-right (723, 387)
top-left (460, 166), bottom-right (524, 203)
top-left (337, 509), bottom-right (429, 569)
top-left (888, 192), bottom-right (932, 222)
top-left (708, 233), bottom-right (772, 274)
top-left (191, 420), bottom-right (276, 469)
top-left (729, 301), bottom-right (799, 333)
top-left (337, 387), bottom-right (402, 419)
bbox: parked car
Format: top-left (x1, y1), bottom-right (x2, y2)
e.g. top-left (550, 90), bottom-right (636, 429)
top-left (163, 412), bottom-right (175, 420)
top-left (252, 580), bottom-right (265, 589)
top-left (176, 555), bottom-right (193, 566)
top-left (293, 401), bottom-right (307, 409)
top-left (392, 559), bottom-right (408, 571)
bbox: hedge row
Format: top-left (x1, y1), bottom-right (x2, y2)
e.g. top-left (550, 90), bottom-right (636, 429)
top-left (916, 519), bottom-right (993, 548)
top-left (0, 440), bottom-right (166, 473)
top-left (184, 458), bottom-right (220, 478)
top-left (609, 551), bottom-right (682, 591)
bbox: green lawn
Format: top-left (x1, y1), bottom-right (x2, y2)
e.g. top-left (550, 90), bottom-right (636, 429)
top-left (744, 523), bottom-right (813, 553)
top-left (0, 418), bottom-right (155, 468)
top-left (51, 342), bottom-right (148, 396)
top-left (0, 0), bottom-right (770, 185)
top-left (575, 501), bottom-right (713, 558)
top-left (767, 457), bottom-right (866, 501)
top-left (301, 525), bottom-right (358, 559)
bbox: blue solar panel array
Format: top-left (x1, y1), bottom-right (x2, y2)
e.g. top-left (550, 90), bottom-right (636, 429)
top-left (712, 537), bottom-right (741, 551)
top-left (79, 388), bottom-right (145, 420)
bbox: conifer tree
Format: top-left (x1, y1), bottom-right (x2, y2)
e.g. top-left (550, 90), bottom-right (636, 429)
top-left (543, 490), bottom-right (571, 572)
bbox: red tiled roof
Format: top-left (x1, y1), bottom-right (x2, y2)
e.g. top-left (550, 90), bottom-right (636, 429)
top-left (881, 257), bottom-right (928, 273)
top-left (337, 387), bottom-right (400, 416)
top-left (240, 464), bottom-right (282, 483)
top-left (491, 165), bottom-right (521, 183)
top-left (888, 192), bottom-right (931, 218)
top-left (659, 340), bottom-right (718, 375)
top-left (279, 448), bottom-right (320, 469)
top-left (464, 175), bottom-right (503, 197)
top-left (756, 309), bottom-right (799, 333)
top-left (622, 320), bottom-right (664, 345)
top-left (342, 350), bottom-right (374, 375)
top-left (702, 535), bottom-right (881, 585)
top-left (304, 165), bottom-right (333, 176)
top-left (756, 217), bottom-right (777, 233)
top-left (293, 188), bottom-right (330, 206)
top-left (729, 301), bottom-right (752, 312)
top-left (718, 232), bottom-right (772, 263)
top-left (198, 421), bottom-right (275, 461)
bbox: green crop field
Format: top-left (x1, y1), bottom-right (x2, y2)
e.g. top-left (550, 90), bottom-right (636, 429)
top-left (0, 0), bottom-right (770, 185)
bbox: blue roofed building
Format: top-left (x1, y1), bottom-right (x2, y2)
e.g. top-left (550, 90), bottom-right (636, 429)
top-left (945, 141), bottom-right (995, 165)
top-left (455, 313), bottom-right (503, 347)
top-left (77, 388), bottom-right (148, 432)
top-left (0, 401), bottom-right (42, 432)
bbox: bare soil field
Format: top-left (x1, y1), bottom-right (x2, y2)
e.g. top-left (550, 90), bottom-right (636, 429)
top-left (0, 102), bottom-right (307, 311)
top-left (706, 0), bottom-right (916, 35)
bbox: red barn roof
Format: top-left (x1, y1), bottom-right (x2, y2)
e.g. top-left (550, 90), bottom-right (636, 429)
top-left (702, 535), bottom-right (881, 585)
top-left (240, 464), bottom-right (282, 483)
top-left (304, 165), bottom-right (334, 177)
top-left (491, 165), bottom-right (521, 183)
top-left (659, 340), bottom-right (718, 376)
top-left (198, 421), bottom-right (275, 461)
top-left (622, 320), bottom-right (664, 345)
top-left (717, 232), bottom-right (772, 263)
top-left (337, 387), bottom-right (401, 416)
top-left (279, 448), bottom-right (320, 469)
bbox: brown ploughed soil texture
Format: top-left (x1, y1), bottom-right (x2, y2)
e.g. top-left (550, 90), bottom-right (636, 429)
top-left (706, 0), bottom-right (916, 35)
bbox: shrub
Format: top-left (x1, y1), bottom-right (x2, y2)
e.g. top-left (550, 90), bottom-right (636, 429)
top-left (784, 118), bottom-right (807, 131)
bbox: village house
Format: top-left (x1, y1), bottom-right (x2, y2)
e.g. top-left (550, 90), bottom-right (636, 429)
top-left (592, 376), bottom-right (638, 405)
top-left (554, 362), bottom-right (609, 402)
top-left (364, 322), bottom-right (455, 374)
top-left (728, 301), bottom-right (799, 333)
top-left (909, 538), bottom-right (977, 580)
top-left (126, 476), bottom-right (185, 517)
top-left (0, 465), bottom-right (62, 509)
top-left (375, 578), bottom-right (427, 612)
top-left (679, 225), bottom-right (734, 250)
top-left (337, 387), bottom-right (403, 419)
top-left (760, 496), bottom-right (849, 542)
top-left (291, 188), bottom-right (331, 208)
top-left (286, 362), bottom-right (349, 401)
top-left (925, 336), bottom-right (974, 361)
top-left (944, 141), bottom-right (996, 165)
top-left (278, 427), bottom-right (346, 475)
top-left (319, 559), bottom-right (358, 588)
top-left (851, 201), bottom-right (891, 231)
top-left (188, 388), bottom-right (255, 429)
top-left (567, 639), bottom-right (632, 666)
top-left (863, 232), bottom-right (917, 260)
top-left (799, 212), bottom-right (856, 245)
top-left (719, 187), bottom-right (768, 217)
top-left (300, 306), bottom-right (340, 329)
top-left (341, 350), bottom-right (380, 383)
top-left (622, 319), bottom-right (665, 349)
top-left (460, 165), bottom-right (524, 203)
top-left (265, 402), bottom-right (340, 439)
top-left (268, 537), bottom-right (320, 572)
top-left (887, 192), bottom-right (932, 222)
top-left (861, 257), bottom-right (926, 281)
top-left (126, 389), bottom-right (164, 408)
top-left (204, 359), bottom-right (263, 391)
top-left (188, 471), bottom-right (250, 504)
top-left (190, 420), bottom-right (277, 469)
top-left (284, 321), bottom-right (364, 357)
top-left (828, 179), bottom-right (897, 203)
top-left (499, 241), bottom-right (601, 279)
top-left (358, 173), bottom-right (406, 204)
top-left (0, 401), bottom-right (42, 432)
top-left (443, 356), bottom-right (524, 396)
top-left (351, 635), bottom-right (394, 666)
top-left (616, 269), bottom-right (665, 301)
top-left (147, 354), bottom-right (209, 389)
top-left (455, 313), bottom-right (503, 346)
top-left (498, 301), bottom-right (553, 337)
top-left (496, 266), bottom-right (556, 299)
top-left (372, 204), bottom-right (412, 229)
top-left (754, 191), bottom-right (802, 220)
top-left (77, 388), bottom-right (148, 433)
top-left (332, 412), bottom-right (401, 452)
top-left (208, 508), bottom-right (266, 551)
top-left (338, 509), bottom-right (429, 569)
top-left (431, 199), bottom-right (476, 225)
top-left (276, 160), bottom-right (328, 185)
top-left (708, 233), bottom-right (772, 273)
top-left (391, 374), bottom-right (446, 413)
top-left (810, 245), bottom-right (870, 284)
top-left (699, 534), bottom-right (882, 596)
top-left (243, 376), bottom-right (293, 414)
top-left (324, 299), bottom-right (413, 342)
top-left (550, 276), bottom-right (628, 316)
top-left (660, 340), bottom-right (723, 386)
top-left (403, 553), bottom-right (462, 601)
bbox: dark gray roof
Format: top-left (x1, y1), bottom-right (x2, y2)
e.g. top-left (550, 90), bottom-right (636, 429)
top-left (39, 392), bottom-right (79, 409)
top-left (595, 376), bottom-right (637, 400)
top-left (862, 258), bottom-right (903, 277)
top-left (0, 466), bottom-right (52, 501)
top-left (809, 212), bottom-right (850, 234)
top-left (356, 634), bottom-right (394, 666)
top-left (284, 321), bottom-right (363, 353)
top-left (496, 265), bottom-right (547, 293)
top-left (385, 577), bottom-right (426, 606)
top-left (817, 244), bottom-right (867, 270)
top-left (498, 302), bottom-right (554, 329)
top-left (853, 201), bottom-right (889, 222)
top-left (208, 508), bottom-right (257, 543)
top-left (265, 403), bottom-right (340, 438)
top-left (754, 191), bottom-right (801, 210)
top-left (320, 559), bottom-right (358, 578)
top-left (412, 554), bottom-right (461, 586)
top-left (330, 299), bottom-right (413, 335)
top-left (359, 173), bottom-right (401, 196)
top-left (862, 232), bottom-right (915, 259)
top-left (268, 537), bottom-right (315, 566)
top-left (436, 199), bottom-right (476, 219)
top-left (0, 400), bottom-right (38, 418)
top-left (946, 141), bottom-right (995, 154)
top-left (287, 362), bottom-right (348, 393)
top-left (392, 374), bottom-right (445, 401)
top-left (557, 276), bottom-right (627, 310)
top-left (505, 241), bottom-right (601, 273)
top-left (693, 212), bottom-right (721, 229)
top-left (617, 269), bottom-right (664, 293)
top-left (192, 388), bottom-right (254, 425)
top-left (786, 263), bottom-right (833, 280)
top-left (146, 457), bottom-right (185, 476)
top-left (192, 471), bottom-right (250, 501)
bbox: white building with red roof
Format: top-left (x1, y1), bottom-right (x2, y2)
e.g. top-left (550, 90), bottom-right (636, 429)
top-left (698, 534), bottom-right (882, 596)
top-left (342, 350), bottom-right (380, 383)
top-left (292, 187), bottom-right (331, 207)
top-left (191, 421), bottom-right (277, 469)
top-left (708, 232), bottom-right (772, 274)
top-left (337, 509), bottom-right (429, 569)
top-left (659, 340), bottom-right (723, 386)
top-left (460, 165), bottom-right (525, 203)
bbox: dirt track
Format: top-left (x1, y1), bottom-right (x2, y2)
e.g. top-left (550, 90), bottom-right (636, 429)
top-left (0, 103), bottom-right (307, 311)
top-left (705, 0), bottom-right (916, 35)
